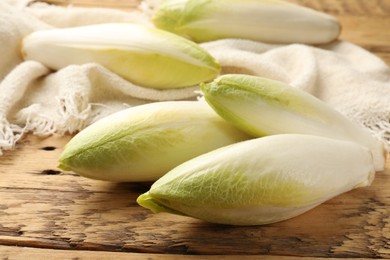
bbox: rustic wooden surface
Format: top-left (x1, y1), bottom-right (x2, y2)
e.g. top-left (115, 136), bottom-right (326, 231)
top-left (2, 0), bottom-right (390, 259)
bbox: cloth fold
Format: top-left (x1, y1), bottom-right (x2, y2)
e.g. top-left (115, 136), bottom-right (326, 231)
top-left (1, 1), bottom-right (389, 155)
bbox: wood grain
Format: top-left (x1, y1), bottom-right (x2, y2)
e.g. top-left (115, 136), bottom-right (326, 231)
top-left (2, 0), bottom-right (390, 258)
top-left (1, 246), bottom-right (366, 260)
top-left (0, 135), bottom-right (390, 258)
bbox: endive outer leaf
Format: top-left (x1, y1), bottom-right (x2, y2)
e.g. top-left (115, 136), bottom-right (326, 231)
top-left (152, 0), bottom-right (341, 44)
top-left (200, 74), bottom-right (387, 172)
top-left (58, 101), bottom-right (249, 182)
top-left (137, 134), bottom-right (375, 225)
top-left (22, 23), bottom-right (220, 89)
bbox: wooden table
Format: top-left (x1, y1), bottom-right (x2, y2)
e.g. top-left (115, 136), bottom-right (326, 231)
top-left (1, 0), bottom-right (390, 259)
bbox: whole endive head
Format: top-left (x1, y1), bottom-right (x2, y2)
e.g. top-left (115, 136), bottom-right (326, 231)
top-left (58, 101), bottom-right (249, 182)
top-left (200, 74), bottom-right (386, 172)
top-left (152, 0), bottom-right (341, 44)
top-left (22, 23), bottom-right (220, 89)
top-left (137, 134), bottom-right (375, 225)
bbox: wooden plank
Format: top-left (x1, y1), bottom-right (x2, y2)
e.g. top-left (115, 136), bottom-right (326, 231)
top-left (0, 135), bottom-right (390, 258)
top-left (339, 16), bottom-right (390, 49)
top-left (289, 0), bottom-right (390, 16)
top-left (2, 0), bottom-right (390, 258)
top-left (1, 246), bottom-right (364, 260)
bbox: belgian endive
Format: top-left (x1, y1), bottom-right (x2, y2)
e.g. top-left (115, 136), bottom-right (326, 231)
top-left (201, 74), bottom-right (387, 172)
top-left (22, 23), bottom-right (220, 89)
top-left (137, 134), bottom-right (375, 225)
top-left (151, 0), bottom-right (341, 44)
top-left (58, 101), bottom-right (249, 182)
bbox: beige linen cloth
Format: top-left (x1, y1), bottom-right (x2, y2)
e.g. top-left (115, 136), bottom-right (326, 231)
top-left (1, 1), bottom-right (390, 156)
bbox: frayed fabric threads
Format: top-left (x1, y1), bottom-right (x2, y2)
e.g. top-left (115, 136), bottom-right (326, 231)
top-left (1, 1), bottom-right (390, 156)
top-left (0, 1), bottom-right (200, 155)
top-left (0, 118), bottom-right (24, 155)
